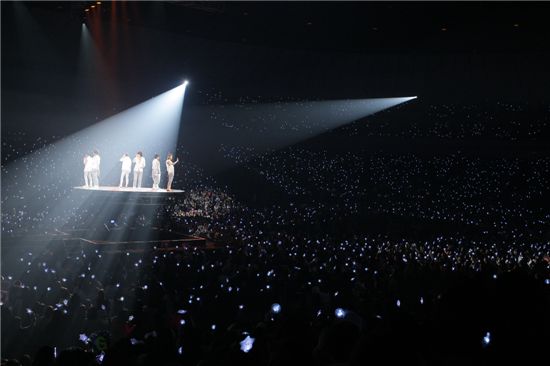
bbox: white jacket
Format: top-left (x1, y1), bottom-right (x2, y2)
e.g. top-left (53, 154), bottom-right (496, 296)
top-left (120, 156), bottom-right (132, 172)
top-left (84, 156), bottom-right (93, 172)
top-left (133, 156), bottom-right (146, 172)
top-left (91, 155), bottom-right (101, 171)
top-left (152, 159), bottom-right (161, 175)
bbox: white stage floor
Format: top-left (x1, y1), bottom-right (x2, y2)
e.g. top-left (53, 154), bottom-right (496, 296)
top-left (73, 186), bottom-right (185, 194)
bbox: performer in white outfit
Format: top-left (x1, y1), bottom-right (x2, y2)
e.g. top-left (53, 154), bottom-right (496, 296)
top-left (151, 154), bottom-right (161, 190)
top-left (133, 151), bottom-right (146, 188)
top-left (165, 153), bottom-right (179, 191)
top-left (91, 149), bottom-right (101, 188)
top-left (119, 153), bottom-right (132, 188)
top-left (83, 154), bottom-right (93, 188)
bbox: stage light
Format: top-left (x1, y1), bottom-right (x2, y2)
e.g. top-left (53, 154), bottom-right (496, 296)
top-left (240, 335), bottom-right (255, 353)
top-left (85, 9), bottom-right (89, 12)
top-left (186, 95), bottom-right (417, 173)
top-left (91, 5), bottom-right (95, 9)
top-left (334, 308), bottom-right (346, 318)
top-left (482, 331), bottom-right (491, 347)
top-left (183, 80), bottom-right (189, 86)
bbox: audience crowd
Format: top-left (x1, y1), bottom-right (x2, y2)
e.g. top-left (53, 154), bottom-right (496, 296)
top-left (1, 101), bottom-right (549, 365)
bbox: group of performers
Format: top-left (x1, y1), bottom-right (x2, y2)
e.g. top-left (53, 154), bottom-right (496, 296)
top-left (83, 151), bottom-right (179, 191)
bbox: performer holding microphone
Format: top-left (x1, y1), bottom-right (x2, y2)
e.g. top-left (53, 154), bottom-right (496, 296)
top-left (133, 151), bottom-right (146, 188)
top-left (166, 153), bottom-right (179, 191)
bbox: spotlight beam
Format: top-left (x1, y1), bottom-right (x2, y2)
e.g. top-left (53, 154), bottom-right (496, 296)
top-left (2, 84), bottom-right (188, 234)
top-left (196, 96), bottom-right (414, 145)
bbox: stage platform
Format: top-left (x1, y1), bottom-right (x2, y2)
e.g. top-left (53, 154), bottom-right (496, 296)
top-left (74, 186), bottom-right (185, 194)
top-left (73, 186), bottom-right (185, 205)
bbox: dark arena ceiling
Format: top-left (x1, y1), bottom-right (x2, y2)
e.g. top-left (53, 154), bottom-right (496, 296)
top-left (13, 1), bottom-right (550, 54)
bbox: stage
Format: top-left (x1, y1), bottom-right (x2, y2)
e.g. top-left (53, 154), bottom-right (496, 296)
top-left (73, 186), bottom-right (185, 206)
top-left (74, 186), bottom-right (185, 194)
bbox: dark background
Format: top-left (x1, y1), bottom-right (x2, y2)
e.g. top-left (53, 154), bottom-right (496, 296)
top-left (2, 1), bottom-right (550, 138)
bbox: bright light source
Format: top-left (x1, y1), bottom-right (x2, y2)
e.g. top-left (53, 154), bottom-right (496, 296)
top-left (482, 331), bottom-right (491, 347)
top-left (240, 335), bottom-right (255, 353)
top-left (183, 80), bottom-right (189, 86)
top-left (334, 308), bottom-right (346, 318)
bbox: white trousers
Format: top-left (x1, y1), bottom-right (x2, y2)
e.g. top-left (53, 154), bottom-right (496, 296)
top-left (84, 171), bottom-right (92, 187)
top-left (91, 170), bottom-right (99, 187)
top-left (152, 173), bottom-right (161, 189)
top-left (167, 172), bottom-right (174, 190)
top-left (120, 170), bottom-right (130, 187)
top-left (133, 170), bottom-right (143, 188)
